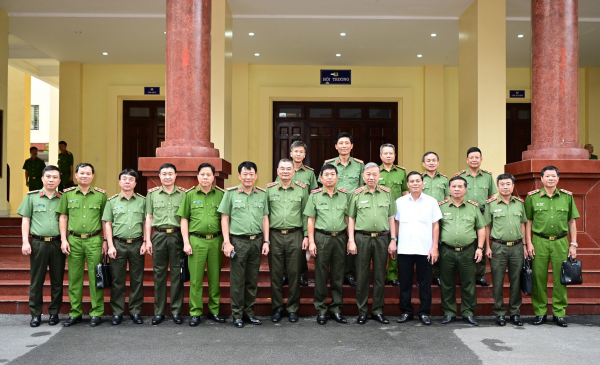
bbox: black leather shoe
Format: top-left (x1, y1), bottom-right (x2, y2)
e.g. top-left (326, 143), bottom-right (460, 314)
top-left (48, 314), bottom-right (59, 326)
top-left (89, 316), bottom-right (102, 327)
top-left (299, 277), bottom-right (310, 286)
top-left (289, 312), bottom-right (299, 323)
top-left (510, 315), bottom-right (523, 326)
top-left (419, 315), bottom-right (431, 325)
top-left (441, 316), bottom-right (456, 324)
top-left (130, 314), bottom-right (143, 324)
top-left (282, 277), bottom-right (289, 286)
top-left (463, 316), bottom-right (479, 326)
top-left (242, 316), bottom-right (262, 325)
top-left (476, 278), bottom-right (490, 286)
top-left (330, 313), bottom-right (347, 323)
top-left (189, 316), bottom-right (200, 327)
top-left (63, 316), bottom-right (82, 327)
top-left (496, 315), bottom-right (506, 326)
top-left (172, 315), bottom-right (183, 324)
top-left (371, 314), bottom-right (389, 324)
top-left (553, 316), bottom-right (568, 327)
top-left (387, 279), bottom-right (400, 286)
top-left (207, 313), bottom-right (226, 323)
top-left (30, 316), bottom-right (41, 327)
top-left (152, 315), bottom-right (165, 325)
top-left (271, 309), bottom-right (283, 322)
top-left (111, 315), bottom-right (123, 325)
top-left (356, 315), bottom-right (367, 324)
top-left (317, 315), bottom-right (327, 325)
top-left (397, 314), bottom-right (414, 323)
top-left (345, 278), bottom-right (357, 286)
top-left (233, 319), bottom-right (244, 328)
top-left (432, 278), bottom-right (442, 287)
top-left (532, 315), bottom-right (547, 325)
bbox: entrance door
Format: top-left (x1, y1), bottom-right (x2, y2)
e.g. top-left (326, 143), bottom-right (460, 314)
top-left (122, 100), bottom-right (165, 194)
top-left (506, 103), bottom-right (532, 164)
top-left (273, 102), bottom-right (398, 180)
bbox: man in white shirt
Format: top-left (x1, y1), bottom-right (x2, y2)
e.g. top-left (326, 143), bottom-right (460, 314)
top-left (393, 171), bottom-right (442, 325)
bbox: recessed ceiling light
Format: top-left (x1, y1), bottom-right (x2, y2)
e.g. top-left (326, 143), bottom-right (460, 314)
top-left (417, 54), bottom-right (423, 58)
top-left (249, 32), bottom-right (255, 36)
top-left (102, 52), bottom-right (108, 56)
top-left (336, 54), bottom-right (341, 57)
top-left (340, 33), bottom-right (346, 36)
top-left (164, 31), bottom-right (167, 34)
top-left (431, 33), bottom-right (437, 37)
top-left (254, 53), bottom-right (260, 56)
top-left (518, 34), bottom-right (524, 38)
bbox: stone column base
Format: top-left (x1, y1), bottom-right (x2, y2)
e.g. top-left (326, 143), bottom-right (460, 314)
top-left (138, 157), bottom-right (231, 189)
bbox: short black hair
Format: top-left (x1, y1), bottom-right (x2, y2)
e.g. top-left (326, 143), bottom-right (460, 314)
top-left (42, 165), bottom-right (60, 176)
top-left (335, 132), bottom-right (353, 144)
top-left (407, 171), bottom-right (423, 181)
top-left (238, 161), bottom-right (257, 174)
top-left (159, 163), bottom-right (177, 174)
top-left (422, 151), bottom-right (440, 162)
top-left (466, 147), bottom-right (482, 157)
top-left (320, 163), bottom-right (338, 175)
top-left (58, 141), bottom-right (67, 146)
top-left (541, 165), bottom-right (560, 177)
top-left (198, 162), bottom-right (215, 174)
top-left (290, 141), bottom-right (307, 153)
top-left (119, 169), bottom-right (138, 182)
top-left (496, 173), bottom-right (515, 185)
top-left (30, 147), bottom-right (38, 152)
top-left (449, 175), bottom-right (468, 188)
top-left (75, 163), bottom-right (95, 174)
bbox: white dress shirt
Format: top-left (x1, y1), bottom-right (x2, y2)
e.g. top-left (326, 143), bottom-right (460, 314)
top-left (394, 192), bottom-right (442, 255)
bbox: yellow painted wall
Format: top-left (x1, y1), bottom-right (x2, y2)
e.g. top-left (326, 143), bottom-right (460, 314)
top-left (586, 67), bottom-right (600, 148)
top-left (0, 9), bottom-right (9, 212)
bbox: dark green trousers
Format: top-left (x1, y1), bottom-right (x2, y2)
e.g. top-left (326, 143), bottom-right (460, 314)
top-left (345, 253), bottom-right (356, 281)
top-left (385, 234), bottom-right (398, 281)
top-left (152, 231), bottom-right (184, 315)
top-left (269, 230), bottom-right (303, 313)
top-left (230, 235), bottom-right (263, 319)
top-left (29, 238), bottom-right (65, 317)
top-left (283, 249), bottom-right (308, 280)
top-left (67, 235), bottom-right (104, 317)
top-left (476, 230), bottom-right (487, 281)
top-left (188, 235), bottom-right (223, 316)
top-left (313, 231), bottom-right (346, 316)
top-left (440, 244), bottom-right (477, 317)
top-left (355, 234), bottom-right (388, 316)
top-left (490, 241), bottom-right (523, 316)
top-left (110, 239), bottom-right (145, 316)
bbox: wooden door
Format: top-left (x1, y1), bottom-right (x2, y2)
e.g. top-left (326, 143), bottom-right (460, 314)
top-left (122, 101), bottom-right (165, 194)
top-left (506, 103), bottom-right (532, 164)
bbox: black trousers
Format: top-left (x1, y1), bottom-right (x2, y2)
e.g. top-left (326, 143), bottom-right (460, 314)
top-left (398, 254), bottom-right (432, 316)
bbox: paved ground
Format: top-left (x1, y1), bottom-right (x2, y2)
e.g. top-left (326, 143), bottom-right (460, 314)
top-left (1, 314), bottom-right (599, 365)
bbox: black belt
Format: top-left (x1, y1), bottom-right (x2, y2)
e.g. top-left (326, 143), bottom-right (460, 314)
top-left (30, 176), bottom-right (40, 180)
top-left (441, 240), bottom-right (476, 252)
top-left (533, 232), bottom-right (567, 241)
top-left (190, 232), bottom-right (222, 240)
top-left (479, 206), bottom-right (485, 214)
top-left (271, 227), bottom-right (302, 235)
top-left (155, 227), bottom-right (181, 233)
top-left (31, 235), bottom-right (60, 242)
top-left (355, 230), bottom-right (390, 237)
top-left (232, 233), bottom-right (263, 240)
top-left (491, 237), bottom-right (523, 246)
top-left (315, 229), bottom-right (345, 237)
top-left (113, 236), bottom-right (144, 244)
top-left (69, 230), bottom-right (101, 239)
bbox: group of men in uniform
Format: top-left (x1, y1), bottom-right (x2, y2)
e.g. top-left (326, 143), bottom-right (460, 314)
top-left (23, 141), bottom-right (74, 192)
top-left (18, 131), bottom-right (579, 328)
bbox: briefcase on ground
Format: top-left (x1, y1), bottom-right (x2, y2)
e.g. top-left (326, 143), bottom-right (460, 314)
top-left (180, 255), bottom-right (190, 283)
top-left (95, 254), bottom-right (112, 289)
top-left (560, 256), bottom-right (583, 285)
top-left (520, 257), bottom-right (533, 296)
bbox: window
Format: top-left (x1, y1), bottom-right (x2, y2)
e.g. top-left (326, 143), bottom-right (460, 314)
top-left (31, 105), bottom-right (39, 130)
top-left (309, 108), bottom-right (332, 118)
top-left (278, 107), bottom-right (302, 118)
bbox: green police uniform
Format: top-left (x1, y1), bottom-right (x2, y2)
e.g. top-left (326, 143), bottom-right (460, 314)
top-left (438, 199), bottom-right (486, 317)
top-left (304, 187), bottom-right (350, 316)
top-left (457, 169), bottom-right (497, 281)
top-left (146, 185), bottom-right (186, 316)
top-left (58, 151), bottom-right (74, 191)
top-left (321, 156), bottom-right (364, 282)
top-left (484, 196), bottom-right (528, 316)
top-left (347, 185), bottom-right (396, 316)
top-left (56, 185), bottom-right (107, 318)
top-left (23, 157), bottom-right (46, 191)
top-left (266, 180), bottom-right (308, 314)
top-left (218, 185), bottom-right (269, 320)
top-left (379, 164), bottom-right (408, 282)
top-left (422, 171), bottom-right (451, 280)
top-left (102, 192), bottom-right (146, 316)
top-left (525, 188), bottom-right (580, 318)
top-left (176, 185), bottom-right (225, 316)
top-left (17, 189), bottom-right (65, 318)
top-left (590, 154), bottom-right (598, 160)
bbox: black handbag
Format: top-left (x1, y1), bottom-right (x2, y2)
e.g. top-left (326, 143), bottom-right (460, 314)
top-left (520, 257), bottom-right (533, 296)
top-left (561, 256), bottom-right (583, 285)
top-left (180, 255), bottom-right (190, 283)
top-left (95, 254), bottom-right (112, 289)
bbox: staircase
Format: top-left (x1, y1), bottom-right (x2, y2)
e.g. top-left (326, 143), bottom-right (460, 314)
top-left (1, 216), bottom-right (599, 316)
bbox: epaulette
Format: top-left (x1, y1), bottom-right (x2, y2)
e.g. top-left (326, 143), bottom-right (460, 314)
top-left (482, 169), bottom-right (493, 175)
top-left (455, 170), bottom-right (465, 176)
top-left (527, 189), bottom-right (539, 196)
top-left (311, 188), bottom-right (322, 194)
top-left (27, 189), bottom-right (39, 194)
top-left (396, 165), bottom-right (406, 170)
top-left (295, 181), bottom-right (306, 188)
top-left (514, 196), bottom-right (524, 203)
top-left (439, 200), bottom-right (448, 205)
top-left (147, 186), bottom-right (160, 193)
top-left (256, 186), bottom-right (266, 192)
top-left (136, 193), bottom-right (145, 199)
top-left (177, 186), bottom-right (186, 192)
top-left (226, 186), bottom-right (238, 191)
top-left (354, 187), bottom-right (365, 195)
top-left (337, 188), bottom-right (349, 194)
top-left (324, 158), bottom-right (335, 163)
top-left (440, 173), bottom-right (448, 178)
top-left (108, 194), bottom-right (119, 201)
top-left (468, 200), bottom-right (479, 207)
top-left (185, 186), bottom-right (195, 193)
top-left (379, 186), bottom-right (391, 193)
top-left (485, 197), bottom-right (496, 204)
top-left (94, 187), bottom-right (106, 194)
top-left (304, 165), bottom-right (314, 171)
top-left (67, 151), bottom-right (72, 155)
top-left (354, 158), bottom-right (364, 164)
top-left (266, 182), bottom-right (278, 188)
top-left (63, 186), bottom-right (76, 192)
top-left (215, 186), bottom-right (225, 193)
top-left (560, 189), bottom-right (573, 195)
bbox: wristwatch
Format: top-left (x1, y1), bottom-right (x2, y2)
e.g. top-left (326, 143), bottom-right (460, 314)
top-left (476, 246), bottom-right (484, 251)
top-left (390, 237), bottom-right (398, 242)
top-left (263, 240), bottom-right (270, 245)
top-left (570, 242), bottom-right (578, 248)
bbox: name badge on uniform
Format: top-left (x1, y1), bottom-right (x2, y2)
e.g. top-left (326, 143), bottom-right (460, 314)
top-left (379, 178), bottom-right (384, 180)
top-left (155, 200), bottom-right (163, 203)
top-left (319, 202), bottom-right (327, 205)
top-left (443, 213), bottom-right (451, 216)
top-left (193, 201), bottom-right (202, 204)
top-left (360, 200), bottom-right (369, 204)
top-left (114, 206), bottom-right (123, 210)
top-left (272, 194), bottom-right (279, 197)
top-left (423, 182), bottom-right (427, 185)
top-left (36, 203), bottom-right (45, 207)
top-left (234, 200), bottom-right (243, 203)
top-left (536, 203), bottom-right (545, 206)
top-left (494, 209), bottom-right (503, 212)
top-left (69, 199), bottom-right (78, 203)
